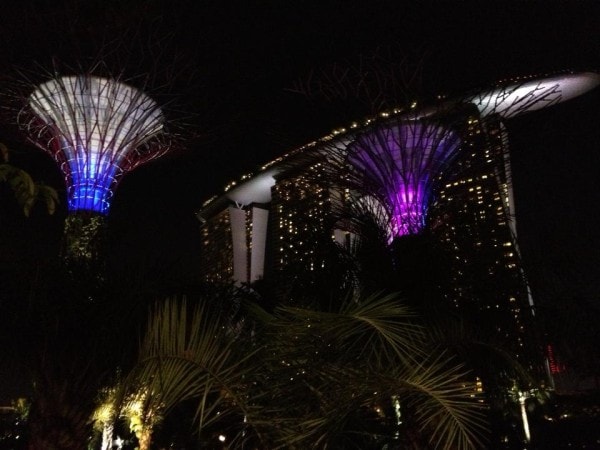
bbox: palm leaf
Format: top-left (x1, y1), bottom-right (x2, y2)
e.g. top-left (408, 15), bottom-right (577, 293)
top-left (36, 183), bottom-right (60, 215)
top-left (427, 316), bottom-right (534, 388)
top-left (249, 292), bottom-right (487, 449)
top-left (387, 353), bottom-right (488, 449)
top-left (123, 297), bottom-right (264, 444)
top-left (1, 162), bottom-right (59, 216)
top-left (264, 292), bottom-right (425, 368)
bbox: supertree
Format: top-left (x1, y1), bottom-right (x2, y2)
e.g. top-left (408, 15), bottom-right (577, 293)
top-left (342, 117), bottom-right (462, 239)
top-left (292, 107), bottom-right (469, 310)
top-left (314, 73), bottom-right (600, 426)
top-left (17, 73), bottom-right (172, 263)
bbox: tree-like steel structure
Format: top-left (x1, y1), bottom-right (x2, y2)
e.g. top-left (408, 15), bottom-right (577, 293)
top-left (297, 72), bottom-right (600, 244)
top-left (21, 75), bottom-right (169, 214)
top-left (18, 74), bottom-right (172, 263)
top-left (344, 118), bottom-right (462, 239)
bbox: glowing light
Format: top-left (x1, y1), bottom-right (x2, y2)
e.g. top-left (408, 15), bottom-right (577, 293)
top-left (518, 391), bottom-right (531, 443)
top-left (547, 344), bottom-right (564, 374)
top-left (225, 169), bottom-right (277, 205)
top-left (347, 120), bottom-right (461, 237)
top-left (467, 72), bottom-right (600, 119)
top-left (24, 75), bottom-right (168, 214)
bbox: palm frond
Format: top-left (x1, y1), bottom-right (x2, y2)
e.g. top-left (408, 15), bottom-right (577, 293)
top-left (388, 353), bottom-right (488, 450)
top-left (1, 161), bottom-right (59, 216)
top-left (427, 316), bottom-right (534, 387)
top-left (246, 292), bottom-right (487, 449)
top-left (268, 292), bottom-right (425, 368)
top-left (123, 297), bottom-right (264, 443)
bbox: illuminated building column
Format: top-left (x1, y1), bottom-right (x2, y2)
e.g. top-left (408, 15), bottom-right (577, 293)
top-left (197, 71), bottom-right (600, 297)
top-left (225, 205), bottom-right (269, 284)
top-left (228, 206), bottom-right (249, 284)
top-left (250, 206), bottom-right (269, 282)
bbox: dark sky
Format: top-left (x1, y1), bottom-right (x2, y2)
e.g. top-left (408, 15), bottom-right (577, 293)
top-left (1, 1), bottom-right (599, 304)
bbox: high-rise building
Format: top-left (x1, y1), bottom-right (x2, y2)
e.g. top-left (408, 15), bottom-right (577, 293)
top-left (196, 72), bottom-right (599, 370)
top-left (431, 111), bottom-right (537, 365)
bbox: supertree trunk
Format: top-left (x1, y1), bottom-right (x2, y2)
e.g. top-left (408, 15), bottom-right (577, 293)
top-left (60, 211), bottom-right (108, 289)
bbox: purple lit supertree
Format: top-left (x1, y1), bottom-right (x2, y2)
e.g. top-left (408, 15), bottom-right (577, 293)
top-left (310, 111), bottom-right (464, 244)
top-left (17, 74), bottom-right (172, 262)
top-left (345, 119), bottom-right (461, 238)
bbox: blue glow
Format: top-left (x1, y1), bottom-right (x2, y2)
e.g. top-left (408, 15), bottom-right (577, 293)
top-left (63, 143), bottom-right (119, 213)
top-left (27, 76), bottom-right (165, 214)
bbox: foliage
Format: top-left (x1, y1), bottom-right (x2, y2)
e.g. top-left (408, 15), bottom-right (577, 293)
top-left (62, 213), bottom-right (107, 262)
top-left (251, 292), bottom-right (487, 449)
top-left (119, 297), bottom-right (262, 448)
top-left (0, 142), bottom-right (59, 216)
top-left (11, 398), bottom-right (30, 420)
top-left (119, 293), bottom-right (488, 449)
top-left (26, 370), bottom-right (95, 450)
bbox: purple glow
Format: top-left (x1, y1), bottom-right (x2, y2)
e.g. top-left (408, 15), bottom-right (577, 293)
top-left (348, 121), bottom-right (461, 238)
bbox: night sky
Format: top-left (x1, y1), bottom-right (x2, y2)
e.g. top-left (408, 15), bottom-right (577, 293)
top-left (1, 2), bottom-right (599, 320)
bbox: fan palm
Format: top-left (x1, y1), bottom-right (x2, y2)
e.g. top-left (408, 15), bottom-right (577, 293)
top-left (123, 293), bottom-right (487, 449)
top-left (250, 292), bottom-right (487, 449)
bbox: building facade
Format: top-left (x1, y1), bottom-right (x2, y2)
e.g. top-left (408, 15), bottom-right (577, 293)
top-left (430, 111), bottom-right (537, 366)
top-left (197, 72), bottom-right (599, 372)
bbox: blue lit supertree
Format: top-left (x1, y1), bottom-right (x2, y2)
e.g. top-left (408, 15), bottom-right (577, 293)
top-left (18, 74), bottom-right (172, 262)
top-left (22, 75), bottom-right (169, 214)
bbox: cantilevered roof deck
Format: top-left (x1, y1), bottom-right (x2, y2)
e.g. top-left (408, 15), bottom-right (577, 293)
top-left (198, 71), bottom-right (599, 220)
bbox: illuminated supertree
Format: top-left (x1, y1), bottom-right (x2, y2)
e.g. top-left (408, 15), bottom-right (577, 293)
top-left (18, 74), bottom-right (171, 261)
top-left (22, 75), bottom-right (168, 214)
top-left (343, 118), bottom-right (461, 238)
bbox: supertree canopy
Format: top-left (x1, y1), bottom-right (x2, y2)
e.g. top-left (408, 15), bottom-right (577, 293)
top-left (22, 75), bottom-right (168, 214)
top-left (346, 119), bottom-right (461, 238)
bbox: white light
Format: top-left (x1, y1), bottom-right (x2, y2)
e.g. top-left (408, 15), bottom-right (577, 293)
top-left (518, 392), bottom-right (531, 443)
top-left (218, 434), bottom-right (226, 442)
top-left (226, 169), bottom-right (277, 205)
top-left (29, 76), bottom-right (163, 152)
top-left (469, 72), bottom-right (600, 119)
